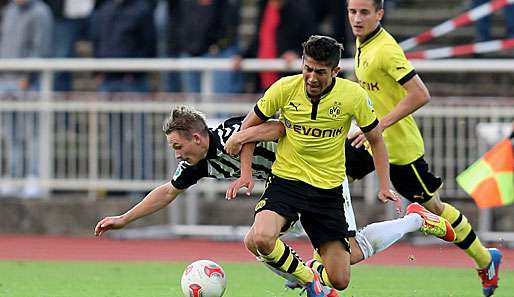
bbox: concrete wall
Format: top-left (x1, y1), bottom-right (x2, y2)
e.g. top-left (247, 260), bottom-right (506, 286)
top-left (1, 196), bottom-right (513, 237)
top-left (0, 197), bottom-right (168, 236)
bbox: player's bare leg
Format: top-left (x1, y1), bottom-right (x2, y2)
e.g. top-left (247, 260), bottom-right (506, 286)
top-left (318, 240), bottom-right (351, 291)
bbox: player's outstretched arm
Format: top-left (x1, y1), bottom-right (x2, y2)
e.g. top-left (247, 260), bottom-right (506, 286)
top-left (94, 183), bottom-right (184, 236)
top-left (364, 126), bottom-right (401, 213)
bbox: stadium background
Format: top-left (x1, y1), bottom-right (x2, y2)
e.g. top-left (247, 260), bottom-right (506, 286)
top-left (0, 0), bottom-right (513, 296)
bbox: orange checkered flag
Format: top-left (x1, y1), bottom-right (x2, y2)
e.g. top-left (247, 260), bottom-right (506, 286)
top-left (457, 136), bottom-right (514, 208)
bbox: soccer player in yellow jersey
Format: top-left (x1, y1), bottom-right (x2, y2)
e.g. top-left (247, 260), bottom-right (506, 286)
top-left (347, 1), bottom-right (502, 296)
top-left (227, 35), bottom-right (399, 297)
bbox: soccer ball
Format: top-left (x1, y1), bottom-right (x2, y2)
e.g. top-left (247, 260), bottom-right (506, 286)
top-left (180, 259), bottom-right (227, 297)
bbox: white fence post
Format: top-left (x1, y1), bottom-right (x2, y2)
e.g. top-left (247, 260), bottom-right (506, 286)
top-left (39, 70), bottom-right (54, 197)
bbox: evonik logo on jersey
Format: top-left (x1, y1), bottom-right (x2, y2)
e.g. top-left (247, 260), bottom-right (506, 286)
top-left (358, 79), bottom-right (380, 91)
top-left (283, 119), bottom-right (344, 138)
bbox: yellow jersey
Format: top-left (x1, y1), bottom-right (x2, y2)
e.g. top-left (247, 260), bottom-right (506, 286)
top-left (255, 74), bottom-right (378, 189)
top-left (355, 26), bottom-right (425, 165)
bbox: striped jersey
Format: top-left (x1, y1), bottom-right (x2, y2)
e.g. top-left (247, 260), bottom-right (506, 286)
top-left (171, 117), bottom-right (276, 190)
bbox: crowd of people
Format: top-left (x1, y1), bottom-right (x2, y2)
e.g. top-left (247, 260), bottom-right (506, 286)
top-left (0, 0), bottom-right (354, 94)
top-left (0, 0), bottom-right (512, 94)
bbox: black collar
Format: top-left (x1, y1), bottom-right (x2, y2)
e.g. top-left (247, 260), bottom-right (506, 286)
top-left (308, 78), bottom-right (336, 102)
top-left (322, 78), bottom-right (336, 97)
top-left (206, 129), bottom-right (219, 159)
top-left (360, 25), bottom-right (382, 46)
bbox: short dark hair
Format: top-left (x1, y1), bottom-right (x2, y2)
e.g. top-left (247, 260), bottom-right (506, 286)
top-left (373, 0), bottom-right (384, 10)
top-left (302, 35), bottom-right (343, 68)
top-left (347, 0), bottom-right (383, 10)
top-left (372, 0), bottom-right (384, 10)
top-left (162, 106), bottom-right (209, 138)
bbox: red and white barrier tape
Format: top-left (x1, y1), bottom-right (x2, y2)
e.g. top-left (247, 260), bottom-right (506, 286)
top-left (406, 37), bottom-right (514, 59)
top-left (400, 0), bottom-right (514, 51)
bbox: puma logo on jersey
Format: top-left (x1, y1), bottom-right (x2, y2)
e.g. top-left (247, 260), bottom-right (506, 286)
top-left (396, 66), bottom-right (406, 70)
top-left (289, 102), bottom-right (301, 111)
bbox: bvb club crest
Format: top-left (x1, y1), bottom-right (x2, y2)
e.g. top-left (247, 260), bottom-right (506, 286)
top-left (329, 101), bottom-right (342, 119)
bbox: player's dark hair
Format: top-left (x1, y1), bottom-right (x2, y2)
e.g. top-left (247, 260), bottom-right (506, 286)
top-left (373, 0), bottom-right (384, 11)
top-left (372, 0), bottom-right (384, 10)
top-left (302, 35), bottom-right (343, 68)
top-left (346, 0), bottom-right (383, 10)
top-left (163, 106), bottom-right (209, 139)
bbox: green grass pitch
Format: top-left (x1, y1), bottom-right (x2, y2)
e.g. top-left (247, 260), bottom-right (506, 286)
top-left (0, 261), bottom-right (512, 297)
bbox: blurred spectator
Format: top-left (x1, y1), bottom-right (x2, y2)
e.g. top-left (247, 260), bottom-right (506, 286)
top-left (90, 0), bottom-right (156, 181)
top-left (153, 0), bottom-right (181, 92)
top-left (307, 0), bottom-right (350, 57)
top-left (0, 0), bottom-right (53, 198)
top-left (238, 0), bottom-right (316, 92)
top-left (155, 0), bottom-right (168, 59)
top-left (43, 0), bottom-right (95, 92)
top-left (154, 0), bottom-right (179, 92)
top-left (0, 0), bottom-right (9, 14)
top-left (169, 0), bottom-right (242, 94)
top-left (472, 0), bottom-right (514, 42)
top-left (0, 0), bottom-right (53, 90)
top-left (90, 0), bottom-right (156, 93)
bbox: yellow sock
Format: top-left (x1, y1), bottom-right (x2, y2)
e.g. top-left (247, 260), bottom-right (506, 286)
top-left (441, 202), bottom-right (491, 268)
top-left (259, 240), bottom-right (313, 285)
top-left (311, 251), bottom-right (334, 288)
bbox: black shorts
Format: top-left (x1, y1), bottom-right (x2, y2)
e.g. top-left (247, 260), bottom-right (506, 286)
top-left (254, 174), bottom-right (353, 250)
top-left (345, 139), bottom-right (443, 203)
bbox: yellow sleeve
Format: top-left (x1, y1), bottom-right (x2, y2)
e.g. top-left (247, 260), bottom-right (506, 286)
top-left (255, 79), bottom-right (285, 120)
top-left (353, 87), bottom-right (378, 132)
top-left (381, 43), bottom-right (415, 84)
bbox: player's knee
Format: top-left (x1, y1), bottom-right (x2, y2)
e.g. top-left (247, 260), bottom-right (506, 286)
top-left (243, 232), bottom-right (259, 256)
top-left (330, 276), bottom-right (350, 291)
top-left (325, 268), bottom-right (350, 291)
top-left (252, 230), bottom-right (276, 254)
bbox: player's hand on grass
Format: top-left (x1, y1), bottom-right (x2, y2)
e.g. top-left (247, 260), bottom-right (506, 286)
top-left (378, 189), bottom-right (402, 215)
top-left (94, 215), bottom-right (127, 236)
top-left (225, 174), bottom-right (254, 200)
top-left (224, 132), bottom-right (243, 156)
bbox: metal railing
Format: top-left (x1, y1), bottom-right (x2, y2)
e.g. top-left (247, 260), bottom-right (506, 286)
top-left (0, 58), bottom-right (512, 241)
